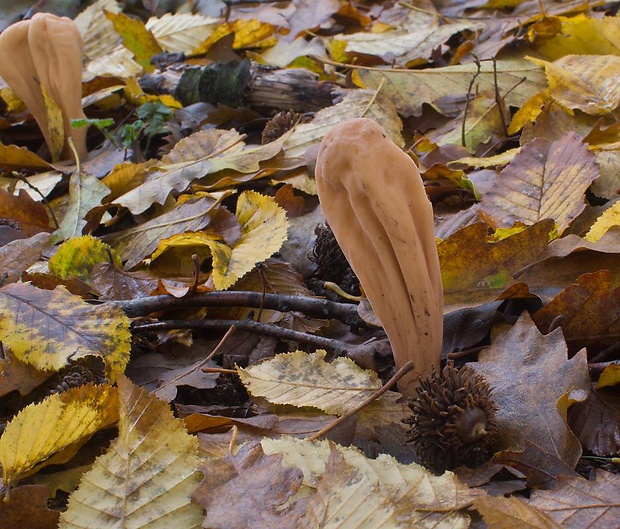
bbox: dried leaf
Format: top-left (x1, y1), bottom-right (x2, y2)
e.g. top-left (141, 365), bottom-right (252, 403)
top-left (478, 132), bottom-right (599, 234)
top-left (0, 283), bottom-right (131, 379)
top-left (585, 201), bottom-right (620, 242)
top-left (50, 169), bottom-right (111, 244)
top-left (474, 495), bottom-right (562, 528)
top-left (0, 347), bottom-right (50, 397)
top-left (439, 220), bottom-right (553, 311)
top-left (104, 11), bottom-right (162, 72)
top-left (193, 441), bottom-right (304, 529)
top-left (568, 389), bottom-right (620, 456)
top-left (471, 312), bottom-right (591, 467)
top-left (210, 190), bottom-right (289, 290)
top-left (0, 232), bottom-right (50, 285)
top-left (59, 375), bottom-right (203, 529)
top-left (0, 384), bottom-right (118, 488)
top-left (0, 484), bottom-right (60, 529)
top-left (239, 350), bottom-right (382, 415)
top-left (527, 471), bottom-right (620, 528)
top-left (0, 188), bottom-right (51, 236)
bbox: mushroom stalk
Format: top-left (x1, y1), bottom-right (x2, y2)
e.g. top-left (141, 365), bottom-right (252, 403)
top-left (315, 118), bottom-right (443, 396)
top-left (0, 13), bottom-right (87, 162)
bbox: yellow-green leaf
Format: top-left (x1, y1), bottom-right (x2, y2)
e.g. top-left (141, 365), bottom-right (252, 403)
top-left (59, 375), bottom-right (203, 529)
top-left (49, 235), bottom-right (122, 280)
top-left (0, 283), bottom-right (131, 380)
top-left (0, 384), bottom-right (118, 488)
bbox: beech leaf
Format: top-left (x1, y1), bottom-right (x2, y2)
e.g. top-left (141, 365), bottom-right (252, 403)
top-left (0, 384), bottom-right (118, 488)
top-left (59, 375), bottom-right (203, 529)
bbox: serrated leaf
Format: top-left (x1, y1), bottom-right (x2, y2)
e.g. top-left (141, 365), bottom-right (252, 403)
top-left (75, 0), bottom-right (122, 61)
top-left (0, 283), bottom-right (131, 379)
top-left (0, 384), bottom-right (118, 488)
top-left (59, 375), bottom-right (203, 529)
top-left (238, 350), bottom-right (382, 415)
top-left (146, 13), bottom-right (219, 53)
top-left (585, 201), bottom-right (620, 241)
top-left (478, 132), bottom-right (599, 234)
top-left (210, 190), bottom-right (288, 290)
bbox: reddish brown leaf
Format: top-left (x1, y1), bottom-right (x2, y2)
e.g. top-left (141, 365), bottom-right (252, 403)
top-left (0, 232), bottom-right (50, 285)
top-left (478, 132), bottom-right (599, 234)
top-left (568, 388), bottom-right (620, 456)
top-left (533, 270), bottom-right (620, 354)
top-left (0, 188), bottom-right (51, 236)
top-left (0, 484), bottom-right (59, 529)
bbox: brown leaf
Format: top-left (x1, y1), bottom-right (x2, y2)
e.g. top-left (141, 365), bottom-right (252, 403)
top-left (89, 262), bottom-right (159, 300)
top-left (471, 312), bottom-right (591, 467)
top-left (493, 440), bottom-right (581, 489)
top-left (0, 347), bottom-right (50, 397)
top-left (527, 471), bottom-right (620, 528)
top-left (473, 495), bottom-right (563, 529)
top-left (0, 188), bottom-right (51, 236)
top-left (439, 220), bottom-right (553, 311)
top-left (0, 232), bottom-right (50, 285)
top-left (478, 132), bottom-right (599, 234)
top-left (193, 441), bottom-right (305, 528)
top-left (0, 484), bottom-right (59, 529)
top-left (568, 388), bottom-right (620, 456)
top-left (532, 270), bottom-right (620, 354)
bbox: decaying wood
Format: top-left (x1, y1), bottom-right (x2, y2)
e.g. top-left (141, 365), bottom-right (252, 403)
top-left (140, 60), bottom-right (345, 114)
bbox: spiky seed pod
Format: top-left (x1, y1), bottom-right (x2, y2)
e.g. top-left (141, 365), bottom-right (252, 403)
top-left (311, 223), bottom-right (360, 295)
top-left (404, 364), bottom-right (498, 474)
top-left (261, 110), bottom-right (301, 144)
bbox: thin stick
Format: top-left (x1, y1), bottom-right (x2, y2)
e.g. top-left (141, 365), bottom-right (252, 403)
top-left (205, 325), bottom-right (236, 362)
top-left (306, 361), bottom-right (415, 442)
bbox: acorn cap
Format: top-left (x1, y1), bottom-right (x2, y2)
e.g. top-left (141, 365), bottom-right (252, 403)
top-left (404, 364), bottom-right (498, 473)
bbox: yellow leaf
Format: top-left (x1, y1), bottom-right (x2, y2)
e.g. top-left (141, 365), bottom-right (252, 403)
top-left (530, 55), bottom-right (620, 115)
top-left (585, 201), bottom-right (620, 242)
top-left (0, 283), bottom-right (131, 380)
top-left (536, 15), bottom-right (620, 60)
top-left (0, 142), bottom-right (52, 171)
top-left (0, 384), bottom-right (118, 488)
top-left (508, 91), bottom-right (551, 135)
top-left (211, 190), bottom-right (288, 290)
top-left (238, 350), bottom-right (382, 415)
top-left (59, 375), bottom-right (203, 529)
top-left (49, 235), bottom-right (122, 280)
top-left (104, 10), bottom-right (163, 73)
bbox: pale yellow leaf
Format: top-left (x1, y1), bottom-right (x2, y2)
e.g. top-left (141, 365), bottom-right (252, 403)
top-left (0, 384), bottom-right (118, 488)
top-left (238, 350), bottom-right (383, 415)
top-left (210, 190), bottom-right (288, 290)
top-left (59, 375), bottom-right (203, 529)
top-left (75, 0), bottom-right (122, 61)
top-left (263, 437), bottom-right (477, 527)
top-left (146, 13), bottom-right (220, 53)
top-left (530, 55), bottom-right (620, 115)
top-left (585, 201), bottom-right (620, 241)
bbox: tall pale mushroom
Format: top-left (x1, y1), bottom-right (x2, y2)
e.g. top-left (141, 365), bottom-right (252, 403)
top-left (315, 118), bottom-right (443, 396)
top-left (0, 13), bottom-right (88, 162)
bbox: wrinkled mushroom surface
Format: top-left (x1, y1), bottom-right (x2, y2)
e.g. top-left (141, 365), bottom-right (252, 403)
top-left (315, 118), bottom-right (443, 395)
top-left (0, 13), bottom-right (87, 161)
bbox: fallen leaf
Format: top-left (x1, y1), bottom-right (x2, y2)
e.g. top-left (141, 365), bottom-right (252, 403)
top-left (59, 375), bottom-right (203, 529)
top-left (0, 232), bottom-right (50, 285)
top-left (478, 132), bottom-right (599, 234)
top-left (471, 312), bottom-right (590, 467)
top-left (473, 495), bottom-right (562, 528)
top-left (568, 388), bottom-right (620, 456)
top-left (0, 384), bottom-right (118, 488)
top-left (0, 283), bottom-right (131, 379)
top-left (193, 440), bottom-right (304, 528)
top-left (0, 188), bottom-right (51, 236)
top-left (0, 484), bottom-right (60, 529)
top-left (527, 471), bottom-right (620, 528)
top-left (239, 350), bottom-right (382, 415)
